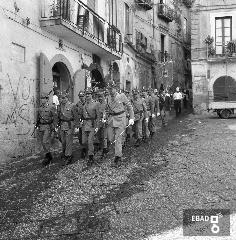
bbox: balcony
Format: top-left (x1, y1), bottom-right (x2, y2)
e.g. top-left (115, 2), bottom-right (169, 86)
top-left (158, 3), bottom-right (175, 22)
top-left (158, 51), bottom-right (170, 62)
top-left (135, 0), bottom-right (153, 10)
top-left (40, 0), bottom-right (122, 60)
top-left (136, 42), bottom-right (156, 62)
top-left (207, 41), bottom-right (236, 62)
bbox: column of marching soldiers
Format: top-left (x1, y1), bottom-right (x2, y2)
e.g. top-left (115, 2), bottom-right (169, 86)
top-left (36, 81), bottom-right (173, 168)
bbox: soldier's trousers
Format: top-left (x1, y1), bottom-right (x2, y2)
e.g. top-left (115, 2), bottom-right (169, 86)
top-left (38, 128), bottom-right (52, 152)
top-left (97, 127), bottom-right (108, 150)
top-left (148, 116), bottom-right (156, 133)
top-left (142, 118), bottom-right (150, 138)
top-left (82, 129), bottom-right (95, 156)
top-left (108, 126), bottom-right (125, 157)
top-left (60, 129), bottom-right (73, 157)
top-left (133, 117), bottom-right (143, 139)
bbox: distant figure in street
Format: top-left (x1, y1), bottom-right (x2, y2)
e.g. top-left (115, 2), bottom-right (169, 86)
top-left (53, 89), bottom-right (60, 109)
top-left (173, 87), bottom-right (183, 117)
top-left (183, 89), bottom-right (189, 109)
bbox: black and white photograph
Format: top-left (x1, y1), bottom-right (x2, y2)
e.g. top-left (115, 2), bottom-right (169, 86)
top-left (0, 0), bottom-right (236, 239)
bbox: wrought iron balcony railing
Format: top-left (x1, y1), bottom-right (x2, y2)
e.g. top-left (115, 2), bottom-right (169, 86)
top-left (158, 51), bottom-right (170, 62)
top-left (158, 3), bottom-right (175, 22)
top-left (135, 0), bottom-right (153, 10)
top-left (41, 0), bottom-right (122, 59)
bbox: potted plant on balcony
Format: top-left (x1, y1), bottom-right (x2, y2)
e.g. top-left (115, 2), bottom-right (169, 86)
top-left (226, 40), bottom-right (236, 57)
top-left (204, 35), bottom-right (215, 58)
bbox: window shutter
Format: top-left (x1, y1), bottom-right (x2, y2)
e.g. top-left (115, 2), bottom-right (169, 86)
top-left (40, 53), bottom-right (53, 101)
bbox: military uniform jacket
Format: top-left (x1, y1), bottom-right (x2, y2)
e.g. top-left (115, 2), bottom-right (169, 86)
top-left (97, 101), bottom-right (106, 128)
top-left (82, 100), bottom-right (99, 131)
top-left (131, 98), bottom-right (147, 121)
top-left (76, 100), bottom-right (84, 128)
top-left (144, 95), bottom-right (154, 116)
top-left (152, 94), bottom-right (160, 114)
top-left (37, 104), bottom-right (57, 131)
top-left (106, 93), bottom-right (134, 128)
top-left (58, 101), bottom-right (79, 131)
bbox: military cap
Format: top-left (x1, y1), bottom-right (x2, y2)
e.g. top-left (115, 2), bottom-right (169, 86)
top-left (106, 81), bottom-right (117, 89)
top-left (132, 89), bottom-right (140, 95)
top-left (59, 90), bottom-right (69, 98)
top-left (40, 92), bottom-right (49, 99)
top-left (78, 90), bottom-right (85, 97)
top-left (96, 89), bottom-right (104, 96)
top-left (85, 88), bottom-right (93, 94)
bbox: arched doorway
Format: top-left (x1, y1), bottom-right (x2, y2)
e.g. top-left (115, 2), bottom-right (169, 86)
top-left (82, 63), bottom-right (105, 89)
top-left (52, 62), bottom-right (72, 99)
top-left (125, 65), bottom-right (133, 90)
top-left (213, 76), bottom-right (236, 101)
top-left (113, 62), bottom-right (120, 85)
top-left (91, 69), bottom-right (105, 89)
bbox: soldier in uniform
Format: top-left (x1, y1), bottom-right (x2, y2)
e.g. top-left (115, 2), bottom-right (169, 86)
top-left (58, 91), bottom-right (79, 165)
top-left (131, 90), bottom-right (148, 147)
top-left (76, 91), bottom-right (85, 146)
top-left (96, 90), bottom-right (109, 158)
top-left (141, 90), bottom-right (150, 141)
top-left (81, 89), bottom-right (99, 166)
top-left (147, 88), bottom-right (156, 137)
top-left (37, 92), bottom-right (58, 166)
top-left (105, 82), bottom-right (134, 167)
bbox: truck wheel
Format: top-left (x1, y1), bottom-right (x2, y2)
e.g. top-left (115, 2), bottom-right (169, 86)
top-left (220, 109), bottom-right (231, 119)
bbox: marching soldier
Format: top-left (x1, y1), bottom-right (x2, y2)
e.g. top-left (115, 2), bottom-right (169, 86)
top-left (81, 88), bottom-right (99, 167)
top-left (58, 91), bottom-right (79, 165)
top-left (131, 90), bottom-right (148, 147)
top-left (105, 82), bottom-right (134, 167)
top-left (37, 92), bottom-right (58, 166)
top-left (141, 90), bottom-right (150, 141)
top-left (96, 90), bottom-right (109, 158)
top-left (76, 91), bottom-right (85, 146)
top-left (147, 88), bottom-right (156, 137)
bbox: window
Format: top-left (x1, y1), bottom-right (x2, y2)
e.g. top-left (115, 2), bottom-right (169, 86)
top-left (109, 0), bottom-right (117, 27)
top-left (215, 17), bottom-right (232, 55)
top-left (11, 43), bottom-right (25, 62)
top-left (183, 17), bottom-right (187, 37)
top-left (124, 3), bottom-right (130, 36)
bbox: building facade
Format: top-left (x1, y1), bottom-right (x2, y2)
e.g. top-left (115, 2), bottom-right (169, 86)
top-left (191, 0), bottom-right (236, 112)
top-left (0, 0), bottom-right (191, 159)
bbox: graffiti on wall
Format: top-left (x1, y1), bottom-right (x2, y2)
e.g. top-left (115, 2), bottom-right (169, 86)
top-left (2, 73), bottom-right (40, 136)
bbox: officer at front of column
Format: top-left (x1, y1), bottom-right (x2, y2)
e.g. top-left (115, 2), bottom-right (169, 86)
top-left (58, 91), bottom-right (79, 165)
top-left (106, 82), bottom-right (134, 167)
top-left (81, 88), bottom-right (99, 167)
top-left (76, 90), bottom-right (85, 147)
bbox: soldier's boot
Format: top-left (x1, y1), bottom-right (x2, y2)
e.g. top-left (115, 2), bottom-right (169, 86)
top-left (135, 138), bottom-right (141, 147)
top-left (81, 148), bottom-right (87, 159)
top-left (87, 155), bottom-right (94, 167)
top-left (65, 155), bottom-right (73, 165)
top-left (42, 152), bottom-right (52, 166)
top-left (101, 148), bottom-right (109, 159)
top-left (112, 156), bottom-right (121, 168)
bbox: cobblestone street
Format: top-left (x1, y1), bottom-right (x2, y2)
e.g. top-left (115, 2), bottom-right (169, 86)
top-left (0, 112), bottom-right (236, 240)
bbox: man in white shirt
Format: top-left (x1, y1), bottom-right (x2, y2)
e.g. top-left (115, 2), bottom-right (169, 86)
top-left (53, 89), bottom-right (60, 109)
top-left (173, 87), bottom-right (183, 117)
